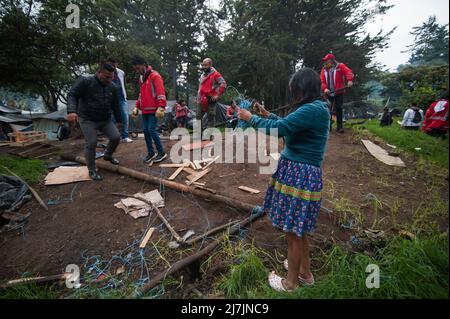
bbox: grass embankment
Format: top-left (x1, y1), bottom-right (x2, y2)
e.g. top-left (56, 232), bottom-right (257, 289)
top-left (348, 119), bottom-right (449, 168)
top-left (0, 155), bottom-right (46, 183)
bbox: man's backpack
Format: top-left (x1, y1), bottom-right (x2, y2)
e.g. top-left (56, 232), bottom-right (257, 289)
top-left (412, 110), bottom-right (423, 124)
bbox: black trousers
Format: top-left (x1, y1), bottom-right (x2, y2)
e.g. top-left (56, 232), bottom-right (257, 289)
top-left (79, 118), bottom-right (120, 171)
top-left (329, 94), bottom-right (344, 131)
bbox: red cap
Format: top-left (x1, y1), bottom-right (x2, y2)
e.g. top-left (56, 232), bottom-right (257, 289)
top-left (321, 53), bottom-right (336, 62)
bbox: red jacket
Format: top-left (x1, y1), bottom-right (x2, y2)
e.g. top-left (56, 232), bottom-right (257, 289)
top-left (422, 99), bottom-right (449, 133)
top-left (136, 66), bottom-right (166, 115)
top-left (320, 63), bottom-right (354, 95)
top-left (197, 67), bottom-right (227, 112)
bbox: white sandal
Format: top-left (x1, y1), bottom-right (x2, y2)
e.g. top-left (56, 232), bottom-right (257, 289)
top-left (268, 271), bottom-right (294, 292)
top-left (283, 259), bottom-right (315, 286)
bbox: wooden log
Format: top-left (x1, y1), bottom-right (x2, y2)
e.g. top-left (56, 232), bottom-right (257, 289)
top-left (2, 166), bottom-right (49, 211)
top-left (134, 208), bottom-right (265, 297)
top-left (62, 154), bottom-right (255, 214)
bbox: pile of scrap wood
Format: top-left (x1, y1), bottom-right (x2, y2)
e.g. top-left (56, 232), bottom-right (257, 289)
top-left (4, 142), bottom-right (61, 160)
top-left (159, 155), bottom-right (220, 189)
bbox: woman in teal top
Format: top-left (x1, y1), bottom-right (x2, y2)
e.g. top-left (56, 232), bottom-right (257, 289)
top-left (239, 68), bottom-right (330, 292)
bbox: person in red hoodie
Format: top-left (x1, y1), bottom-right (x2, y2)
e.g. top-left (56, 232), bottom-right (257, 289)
top-left (132, 56), bottom-right (167, 164)
top-left (422, 90), bottom-right (449, 138)
top-left (320, 53), bottom-right (354, 133)
top-left (197, 58), bottom-right (227, 133)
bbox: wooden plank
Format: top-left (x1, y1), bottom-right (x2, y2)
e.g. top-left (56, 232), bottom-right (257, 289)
top-left (202, 155), bottom-right (220, 171)
top-left (238, 186), bottom-right (261, 194)
top-left (361, 140), bottom-right (405, 167)
top-left (183, 167), bottom-right (196, 175)
top-left (187, 168), bottom-right (211, 185)
top-left (160, 163), bottom-right (189, 168)
top-left (193, 160), bottom-right (203, 170)
top-left (168, 166), bottom-right (185, 181)
top-left (139, 228), bottom-right (156, 248)
top-left (182, 141), bottom-right (214, 152)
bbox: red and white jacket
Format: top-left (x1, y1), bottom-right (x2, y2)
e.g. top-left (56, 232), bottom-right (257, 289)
top-left (320, 63), bottom-right (354, 95)
top-left (422, 99), bottom-right (449, 133)
top-left (136, 66), bottom-right (166, 115)
top-left (197, 67), bottom-right (227, 112)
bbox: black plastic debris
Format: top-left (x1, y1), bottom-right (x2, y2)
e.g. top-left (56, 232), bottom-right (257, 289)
top-left (0, 174), bottom-right (30, 214)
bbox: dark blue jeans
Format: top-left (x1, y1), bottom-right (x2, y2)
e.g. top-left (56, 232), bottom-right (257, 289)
top-left (142, 114), bottom-right (164, 156)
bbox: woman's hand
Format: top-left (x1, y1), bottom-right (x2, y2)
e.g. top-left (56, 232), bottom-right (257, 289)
top-left (255, 102), bottom-right (270, 118)
top-left (239, 109), bottom-right (252, 122)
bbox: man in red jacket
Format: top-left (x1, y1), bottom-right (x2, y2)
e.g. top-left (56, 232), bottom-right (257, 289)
top-left (197, 58), bottom-right (227, 133)
top-left (132, 56), bottom-right (167, 163)
top-left (422, 91), bottom-right (449, 138)
top-left (320, 53), bottom-right (354, 133)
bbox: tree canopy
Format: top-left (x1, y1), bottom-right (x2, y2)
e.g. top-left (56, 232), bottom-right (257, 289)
top-left (0, 0), bottom-right (395, 111)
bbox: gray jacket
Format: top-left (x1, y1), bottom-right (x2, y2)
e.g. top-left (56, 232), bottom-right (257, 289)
top-left (67, 75), bottom-right (122, 123)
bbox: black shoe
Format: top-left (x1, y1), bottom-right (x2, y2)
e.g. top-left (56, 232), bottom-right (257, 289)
top-left (337, 129), bottom-right (345, 134)
top-left (104, 156), bottom-right (120, 165)
top-left (144, 154), bottom-right (157, 163)
top-left (153, 153), bottom-right (167, 163)
top-left (89, 170), bottom-right (103, 181)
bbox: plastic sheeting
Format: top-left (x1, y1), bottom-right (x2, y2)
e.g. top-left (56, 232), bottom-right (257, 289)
top-left (0, 175), bottom-right (30, 214)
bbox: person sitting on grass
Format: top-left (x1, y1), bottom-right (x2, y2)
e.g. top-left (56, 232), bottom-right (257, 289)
top-left (422, 90), bottom-right (449, 138)
top-left (239, 68), bottom-right (330, 292)
top-left (401, 102), bottom-right (424, 131)
top-left (380, 107), bottom-right (393, 127)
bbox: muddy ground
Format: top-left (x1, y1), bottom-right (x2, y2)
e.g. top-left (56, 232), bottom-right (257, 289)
top-left (0, 129), bottom-right (448, 297)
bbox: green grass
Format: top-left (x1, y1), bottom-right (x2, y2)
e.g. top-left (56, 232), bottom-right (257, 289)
top-left (350, 119), bottom-right (449, 168)
top-left (0, 155), bottom-right (46, 183)
top-left (0, 283), bottom-right (59, 299)
top-left (218, 233), bottom-right (449, 299)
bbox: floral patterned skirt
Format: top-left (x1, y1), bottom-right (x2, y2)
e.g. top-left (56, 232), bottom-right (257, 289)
top-left (264, 157), bottom-right (323, 237)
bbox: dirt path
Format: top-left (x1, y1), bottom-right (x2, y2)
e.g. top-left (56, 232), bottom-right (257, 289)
top-left (0, 130), bottom-right (448, 293)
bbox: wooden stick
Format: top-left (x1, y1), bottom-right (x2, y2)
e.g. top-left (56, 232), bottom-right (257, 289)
top-left (139, 228), bottom-right (156, 248)
top-left (160, 164), bottom-right (188, 168)
top-left (112, 193), bottom-right (182, 242)
top-left (187, 168), bottom-right (211, 185)
top-left (184, 220), bottom-right (240, 245)
top-left (202, 155), bottom-right (220, 171)
top-left (2, 166), bottom-right (48, 211)
top-left (0, 273), bottom-right (69, 289)
top-left (134, 209), bottom-right (264, 297)
top-left (168, 166), bottom-right (185, 181)
top-left (238, 186), bottom-right (261, 194)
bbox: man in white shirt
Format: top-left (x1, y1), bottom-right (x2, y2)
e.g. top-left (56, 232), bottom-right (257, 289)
top-left (401, 103), bottom-right (424, 131)
top-left (108, 57), bottom-right (133, 143)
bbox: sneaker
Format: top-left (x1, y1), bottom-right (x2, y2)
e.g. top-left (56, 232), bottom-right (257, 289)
top-left (337, 128), bottom-right (345, 134)
top-left (121, 138), bottom-right (134, 143)
top-left (144, 154), bottom-right (157, 163)
top-left (89, 170), bottom-right (103, 181)
top-left (153, 153), bottom-right (167, 163)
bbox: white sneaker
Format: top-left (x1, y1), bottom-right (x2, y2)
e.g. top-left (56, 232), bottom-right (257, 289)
top-left (121, 138), bottom-right (134, 143)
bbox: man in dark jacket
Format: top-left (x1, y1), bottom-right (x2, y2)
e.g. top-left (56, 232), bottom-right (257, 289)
top-left (67, 62), bottom-right (122, 181)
